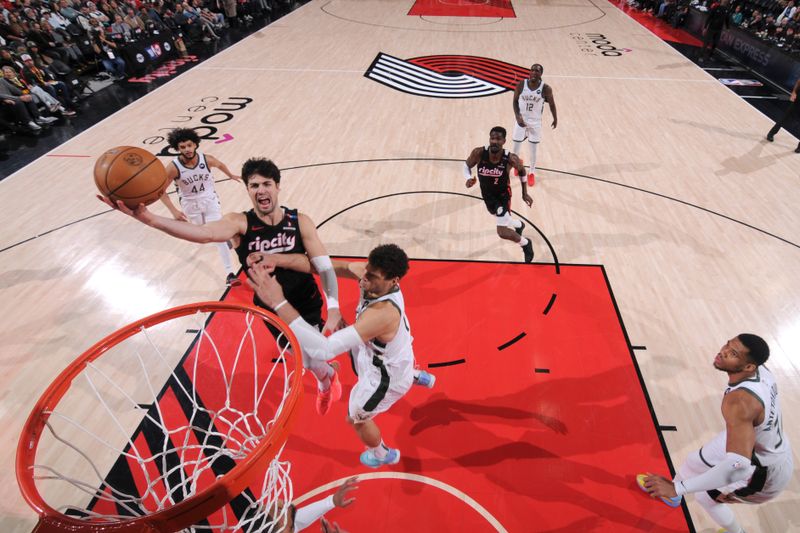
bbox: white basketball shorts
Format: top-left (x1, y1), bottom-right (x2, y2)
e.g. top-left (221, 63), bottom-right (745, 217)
top-left (698, 430), bottom-right (794, 503)
top-left (512, 120), bottom-right (542, 143)
top-left (348, 347), bottom-right (413, 422)
top-left (180, 196), bottom-right (222, 225)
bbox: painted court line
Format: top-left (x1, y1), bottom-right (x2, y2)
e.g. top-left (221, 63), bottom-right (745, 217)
top-left (194, 65), bottom-right (718, 83)
top-left (293, 472), bottom-right (508, 532)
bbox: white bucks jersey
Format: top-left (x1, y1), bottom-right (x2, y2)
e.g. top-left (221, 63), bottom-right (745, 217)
top-left (173, 152), bottom-right (218, 202)
top-left (518, 80), bottom-right (545, 124)
top-left (355, 286), bottom-right (414, 374)
top-left (725, 366), bottom-right (791, 466)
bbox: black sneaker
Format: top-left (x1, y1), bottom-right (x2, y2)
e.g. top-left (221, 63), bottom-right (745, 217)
top-left (515, 220), bottom-right (525, 237)
top-left (766, 133), bottom-right (775, 142)
top-left (522, 240), bottom-right (534, 263)
top-left (795, 144), bottom-right (800, 153)
top-left (226, 273), bottom-right (241, 287)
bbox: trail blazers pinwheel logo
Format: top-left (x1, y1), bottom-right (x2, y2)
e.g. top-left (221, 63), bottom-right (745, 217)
top-left (365, 53), bottom-right (529, 99)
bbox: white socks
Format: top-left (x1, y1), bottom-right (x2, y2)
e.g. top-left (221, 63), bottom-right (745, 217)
top-left (370, 441), bottom-right (390, 459)
top-left (527, 142), bottom-right (539, 175)
top-left (216, 241), bottom-right (234, 274)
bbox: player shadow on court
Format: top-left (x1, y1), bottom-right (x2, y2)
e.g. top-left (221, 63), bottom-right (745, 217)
top-left (321, 196), bottom-right (501, 257)
top-left (668, 118), bottom-right (763, 142)
top-left (406, 394), bottom-right (567, 437)
top-left (389, 365), bottom-right (690, 532)
top-left (544, 186), bottom-right (722, 258)
top-left (0, 267), bottom-right (66, 289)
top-left (654, 61), bottom-right (692, 71)
top-left (715, 140), bottom-right (797, 176)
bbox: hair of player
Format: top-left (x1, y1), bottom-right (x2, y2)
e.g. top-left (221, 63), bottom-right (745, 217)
top-left (167, 128), bottom-right (201, 149)
top-left (368, 243), bottom-right (409, 280)
top-left (738, 333), bottom-right (770, 366)
top-left (490, 126), bottom-right (507, 139)
top-left (241, 158), bottom-right (281, 185)
top-left (532, 63), bottom-right (544, 72)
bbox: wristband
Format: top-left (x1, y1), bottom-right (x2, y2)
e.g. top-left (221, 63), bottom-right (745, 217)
top-left (274, 299), bottom-right (288, 311)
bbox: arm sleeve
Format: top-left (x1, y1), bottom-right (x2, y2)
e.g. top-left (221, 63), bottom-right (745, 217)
top-left (463, 162), bottom-right (473, 181)
top-left (293, 495), bottom-right (336, 532)
top-left (289, 318), bottom-right (363, 362)
top-left (310, 255), bottom-right (339, 310)
top-left (673, 452), bottom-right (752, 496)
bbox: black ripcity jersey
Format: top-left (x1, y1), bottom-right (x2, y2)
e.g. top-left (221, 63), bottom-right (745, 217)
top-left (477, 148), bottom-right (512, 200)
top-left (235, 207), bottom-right (323, 320)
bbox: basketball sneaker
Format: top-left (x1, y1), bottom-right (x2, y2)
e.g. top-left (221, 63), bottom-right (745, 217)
top-left (514, 220), bottom-right (525, 237)
top-left (226, 273), bottom-right (241, 287)
top-left (522, 240), bottom-right (534, 263)
top-left (527, 172), bottom-right (536, 187)
top-left (413, 369), bottom-right (436, 388)
top-left (635, 473), bottom-right (682, 508)
top-left (316, 362), bottom-right (341, 416)
top-left (360, 447), bottom-right (401, 468)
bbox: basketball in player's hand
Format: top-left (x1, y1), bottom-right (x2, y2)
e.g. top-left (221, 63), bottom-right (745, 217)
top-left (94, 146), bottom-right (169, 209)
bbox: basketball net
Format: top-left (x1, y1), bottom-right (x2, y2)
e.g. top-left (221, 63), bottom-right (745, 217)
top-left (17, 303), bottom-right (303, 533)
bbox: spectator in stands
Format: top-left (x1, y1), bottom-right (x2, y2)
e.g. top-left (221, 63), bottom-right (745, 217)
top-left (2, 63), bottom-right (73, 117)
top-left (85, 2), bottom-right (111, 24)
top-left (20, 53), bottom-right (76, 107)
top-left (2, 12), bottom-right (27, 44)
top-left (777, 0), bottom-right (797, 23)
top-left (731, 4), bottom-right (744, 25)
top-left (1, 47), bottom-right (23, 68)
top-left (58, 0), bottom-right (80, 22)
top-left (46, 4), bottom-right (71, 30)
top-left (744, 9), bottom-right (765, 30)
top-left (763, 14), bottom-right (778, 36)
top-left (222, 0), bottom-right (236, 26)
top-left (88, 18), bottom-right (126, 78)
top-left (138, 4), bottom-right (165, 30)
top-left (110, 13), bottom-right (132, 39)
top-left (123, 7), bottom-right (146, 32)
top-left (0, 91), bottom-right (45, 133)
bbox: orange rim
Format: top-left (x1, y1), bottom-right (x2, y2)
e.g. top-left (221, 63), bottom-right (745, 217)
top-left (17, 302), bottom-right (303, 532)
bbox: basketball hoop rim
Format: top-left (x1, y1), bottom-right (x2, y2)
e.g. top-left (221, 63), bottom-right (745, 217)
top-left (16, 301), bottom-right (304, 533)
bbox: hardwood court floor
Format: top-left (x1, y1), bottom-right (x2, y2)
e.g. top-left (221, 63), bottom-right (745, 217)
top-left (0, 1), bottom-right (798, 531)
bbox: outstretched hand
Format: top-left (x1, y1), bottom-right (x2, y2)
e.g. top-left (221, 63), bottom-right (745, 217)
top-left (465, 177), bottom-right (477, 188)
top-left (522, 193), bottom-right (533, 207)
top-left (332, 477), bottom-right (358, 508)
top-left (323, 308), bottom-right (346, 335)
top-left (246, 259), bottom-right (285, 308)
top-left (97, 195), bottom-right (152, 222)
top-left (247, 252), bottom-right (278, 271)
top-left (642, 474), bottom-right (677, 499)
top-left (320, 517), bottom-right (348, 533)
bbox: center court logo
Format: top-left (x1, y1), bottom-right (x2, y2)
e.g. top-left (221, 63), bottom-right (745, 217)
top-left (365, 53), bottom-right (529, 99)
top-left (570, 33), bottom-right (632, 56)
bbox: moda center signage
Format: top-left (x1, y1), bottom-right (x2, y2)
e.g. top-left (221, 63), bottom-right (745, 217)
top-left (141, 96), bottom-right (254, 156)
top-left (570, 33), bottom-right (632, 56)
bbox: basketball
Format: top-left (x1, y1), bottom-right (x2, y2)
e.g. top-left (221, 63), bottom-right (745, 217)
top-left (94, 146), bottom-right (169, 209)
